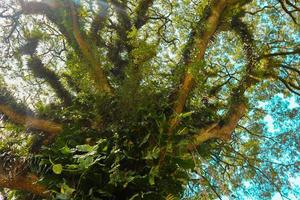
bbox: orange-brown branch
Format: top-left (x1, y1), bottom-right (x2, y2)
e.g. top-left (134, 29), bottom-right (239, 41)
top-left (169, 0), bottom-right (228, 133)
top-left (69, 1), bottom-right (113, 94)
top-left (19, 0), bottom-right (113, 94)
top-left (0, 173), bottom-right (50, 197)
top-left (188, 102), bottom-right (247, 150)
top-left (0, 104), bottom-right (62, 143)
top-left (157, 0), bottom-right (231, 166)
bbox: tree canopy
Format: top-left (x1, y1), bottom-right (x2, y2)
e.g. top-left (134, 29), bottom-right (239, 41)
top-left (0, 0), bottom-right (299, 199)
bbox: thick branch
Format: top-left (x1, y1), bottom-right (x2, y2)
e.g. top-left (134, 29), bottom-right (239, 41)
top-left (19, 0), bottom-right (113, 93)
top-left (0, 104), bottom-right (62, 143)
top-left (0, 173), bottom-right (49, 197)
top-left (68, 1), bottom-right (113, 94)
top-left (19, 0), bottom-right (74, 46)
top-left (90, 0), bottom-right (109, 40)
top-left (28, 56), bottom-right (73, 106)
top-left (187, 15), bottom-right (261, 149)
top-left (169, 0), bottom-right (229, 133)
top-left (157, 0), bottom-right (232, 166)
top-left (134, 0), bottom-right (154, 29)
top-left (188, 102), bottom-right (247, 150)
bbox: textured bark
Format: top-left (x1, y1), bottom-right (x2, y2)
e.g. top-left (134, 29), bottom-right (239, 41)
top-left (69, 1), bottom-right (113, 94)
top-left (0, 174), bottom-right (49, 198)
top-left (134, 0), bottom-right (154, 29)
top-left (19, 0), bottom-right (113, 94)
top-left (169, 0), bottom-right (229, 133)
top-left (188, 102), bottom-right (247, 150)
top-left (157, 0), bottom-right (231, 165)
top-left (0, 104), bottom-right (62, 143)
top-left (28, 56), bottom-right (73, 107)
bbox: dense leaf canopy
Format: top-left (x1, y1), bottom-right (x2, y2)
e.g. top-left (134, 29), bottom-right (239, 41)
top-left (0, 0), bottom-right (299, 199)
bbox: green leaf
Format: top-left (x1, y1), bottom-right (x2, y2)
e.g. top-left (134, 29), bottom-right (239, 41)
top-left (78, 156), bottom-right (94, 169)
top-left (66, 164), bottom-right (78, 170)
top-left (139, 133), bottom-right (150, 147)
top-left (60, 182), bottom-right (75, 195)
top-left (129, 193), bottom-right (140, 200)
top-left (176, 127), bottom-right (188, 135)
top-left (52, 164), bottom-right (63, 174)
top-left (76, 144), bottom-right (94, 152)
top-left (149, 166), bottom-right (159, 185)
top-left (178, 111), bottom-right (194, 118)
top-left (60, 146), bottom-right (72, 154)
top-left (144, 146), bottom-right (160, 160)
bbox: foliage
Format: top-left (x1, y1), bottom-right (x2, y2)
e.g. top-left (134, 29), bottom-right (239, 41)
top-left (0, 0), bottom-right (299, 199)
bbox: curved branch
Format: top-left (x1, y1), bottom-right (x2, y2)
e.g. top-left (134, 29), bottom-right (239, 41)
top-left (188, 102), bottom-right (247, 149)
top-left (158, 0), bottom-right (237, 166)
top-left (18, 0), bottom-right (75, 46)
top-left (279, 77), bottom-right (300, 96)
top-left (187, 15), bottom-right (260, 149)
top-left (18, 0), bottom-right (113, 94)
top-left (279, 0), bottom-right (299, 24)
top-left (0, 87), bottom-right (62, 143)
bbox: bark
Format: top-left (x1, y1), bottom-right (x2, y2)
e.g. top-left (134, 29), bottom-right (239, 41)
top-left (19, 0), bottom-right (113, 94)
top-left (0, 104), bottom-right (62, 143)
top-left (188, 102), bottom-right (247, 150)
top-left (68, 1), bottom-right (113, 94)
top-left (134, 0), bottom-right (154, 29)
top-left (28, 56), bottom-right (73, 107)
top-left (158, 0), bottom-right (232, 165)
top-left (0, 173), bottom-right (49, 198)
top-left (169, 0), bottom-right (229, 133)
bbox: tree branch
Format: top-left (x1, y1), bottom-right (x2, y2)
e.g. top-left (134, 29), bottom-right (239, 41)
top-left (18, 0), bottom-right (75, 46)
top-left (90, 0), bottom-right (109, 41)
top-left (0, 86), bottom-right (62, 143)
top-left (169, 0), bottom-right (229, 133)
top-left (19, 0), bottom-right (113, 94)
top-left (68, 1), bottom-right (113, 94)
top-left (0, 173), bottom-right (49, 197)
top-left (188, 102), bottom-right (247, 150)
top-left (134, 0), bottom-right (154, 29)
top-left (28, 56), bottom-right (73, 107)
top-left (187, 14), bottom-right (260, 149)
top-left (158, 0), bottom-right (234, 166)
top-left (0, 104), bottom-right (62, 144)
top-left (258, 48), bottom-right (300, 59)
top-left (278, 0), bottom-right (299, 25)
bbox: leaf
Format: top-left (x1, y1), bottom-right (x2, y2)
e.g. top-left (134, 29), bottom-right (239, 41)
top-left (76, 144), bottom-right (94, 152)
top-left (174, 157), bottom-right (195, 170)
top-left (165, 194), bottom-right (176, 200)
top-left (176, 127), bottom-right (188, 135)
top-left (60, 146), bottom-right (72, 154)
top-left (149, 166), bottom-right (159, 185)
top-left (144, 146), bottom-right (160, 160)
top-left (78, 156), bottom-right (94, 170)
top-left (60, 182), bottom-right (75, 195)
top-left (129, 193), bottom-right (140, 200)
top-left (139, 133), bottom-right (150, 147)
top-left (52, 164), bottom-right (63, 174)
top-left (178, 111), bottom-right (194, 118)
top-left (66, 164), bottom-right (78, 170)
